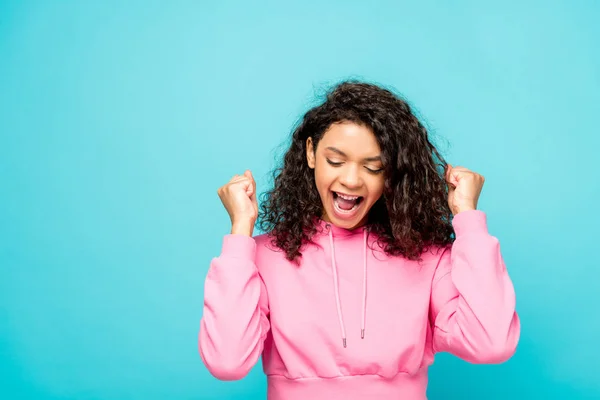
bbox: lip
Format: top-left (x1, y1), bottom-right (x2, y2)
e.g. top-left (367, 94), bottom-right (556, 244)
top-left (332, 190), bottom-right (364, 198)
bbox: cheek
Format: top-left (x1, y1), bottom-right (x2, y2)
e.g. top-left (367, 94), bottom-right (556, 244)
top-left (314, 166), bottom-right (336, 189)
top-left (368, 177), bottom-right (385, 199)
top-left (312, 170), bottom-right (328, 201)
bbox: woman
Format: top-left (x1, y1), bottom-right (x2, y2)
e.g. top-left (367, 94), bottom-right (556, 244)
top-left (199, 81), bottom-right (520, 399)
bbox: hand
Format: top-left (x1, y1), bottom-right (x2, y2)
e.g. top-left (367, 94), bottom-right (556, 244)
top-left (445, 164), bottom-right (485, 216)
top-left (217, 170), bottom-right (259, 236)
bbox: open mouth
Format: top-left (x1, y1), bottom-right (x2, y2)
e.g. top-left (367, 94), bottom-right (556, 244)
top-left (332, 191), bottom-right (364, 214)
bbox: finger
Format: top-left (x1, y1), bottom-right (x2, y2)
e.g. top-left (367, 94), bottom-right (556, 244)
top-left (449, 166), bottom-right (471, 175)
top-left (243, 170), bottom-right (257, 200)
top-left (450, 169), bottom-right (477, 184)
top-left (230, 175), bottom-right (252, 196)
top-left (249, 185), bottom-right (258, 206)
top-left (245, 179), bottom-right (254, 197)
top-left (230, 174), bottom-right (247, 184)
top-left (231, 177), bottom-right (250, 189)
top-left (445, 164), bottom-right (457, 187)
top-left (449, 166), bottom-right (467, 183)
top-left (244, 170), bottom-right (256, 186)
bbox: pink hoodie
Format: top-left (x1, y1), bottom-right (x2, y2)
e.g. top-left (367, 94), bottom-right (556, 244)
top-left (198, 210), bottom-right (520, 399)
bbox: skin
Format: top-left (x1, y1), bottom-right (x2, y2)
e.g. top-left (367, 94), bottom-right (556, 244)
top-left (306, 122), bottom-right (385, 230)
top-left (218, 170), bottom-right (258, 237)
top-left (218, 123), bottom-right (486, 237)
top-left (444, 163), bottom-right (485, 216)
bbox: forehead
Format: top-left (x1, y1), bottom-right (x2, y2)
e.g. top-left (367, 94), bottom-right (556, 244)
top-left (319, 122), bottom-right (381, 156)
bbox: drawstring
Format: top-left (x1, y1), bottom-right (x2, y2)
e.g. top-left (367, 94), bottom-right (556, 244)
top-left (327, 225), bottom-right (368, 348)
top-left (361, 228), bottom-right (367, 339)
top-left (327, 229), bottom-right (347, 348)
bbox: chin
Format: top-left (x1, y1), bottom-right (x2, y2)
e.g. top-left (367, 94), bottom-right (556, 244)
top-left (326, 209), bottom-right (367, 230)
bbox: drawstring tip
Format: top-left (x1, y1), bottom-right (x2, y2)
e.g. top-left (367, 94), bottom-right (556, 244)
top-left (343, 338), bottom-right (347, 348)
top-left (361, 329), bottom-right (365, 339)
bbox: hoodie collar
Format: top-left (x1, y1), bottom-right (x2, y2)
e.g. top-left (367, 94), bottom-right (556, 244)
top-left (314, 217), bottom-right (369, 238)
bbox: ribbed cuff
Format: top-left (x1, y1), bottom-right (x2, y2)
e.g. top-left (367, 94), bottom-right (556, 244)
top-left (221, 234), bottom-right (257, 260)
top-left (452, 209), bottom-right (488, 237)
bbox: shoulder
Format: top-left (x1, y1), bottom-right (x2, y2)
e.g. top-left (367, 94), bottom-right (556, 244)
top-left (412, 243), bottom-right (452, 277)
top-left (251, 232), bottom-right (285, 266)
top-left (253, 231), bottom-right (319, 253)
top-left (252, 232), bottom-right (274, 250)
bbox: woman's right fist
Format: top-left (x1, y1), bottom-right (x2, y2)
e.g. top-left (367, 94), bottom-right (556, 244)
top-left (217, 170), bottom-right (258, 236)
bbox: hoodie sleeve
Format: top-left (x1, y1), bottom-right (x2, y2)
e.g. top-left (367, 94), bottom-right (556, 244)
top-left (198, 234), bottom-right (270, 380)
top-left (430, 210), bottom-right (520, 364)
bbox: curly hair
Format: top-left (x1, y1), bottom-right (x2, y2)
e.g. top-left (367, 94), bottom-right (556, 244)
top-left (258, 80), bottom-right (455, 263)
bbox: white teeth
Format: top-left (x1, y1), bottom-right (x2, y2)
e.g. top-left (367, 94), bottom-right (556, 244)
top-left (336, 192), bottom-right (360, 201)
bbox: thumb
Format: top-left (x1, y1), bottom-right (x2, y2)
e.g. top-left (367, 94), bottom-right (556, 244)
top-left (445, 164), bottom-right (457, 189)
top-left (249, 172), bottom-right (259, 208)
top-left (250, 188), bottom-right (258, 208)
top-left (244, 170), bottom-right (257, 201)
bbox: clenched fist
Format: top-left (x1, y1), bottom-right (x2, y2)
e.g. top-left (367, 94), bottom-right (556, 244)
top-left (445, 164), bottom-right (485, 216)
top-left (217, 170), bottom-right (258, 236)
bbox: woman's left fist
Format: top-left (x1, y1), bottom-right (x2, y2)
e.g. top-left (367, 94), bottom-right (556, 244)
top-left (445, 164), bottom-right (485, 216)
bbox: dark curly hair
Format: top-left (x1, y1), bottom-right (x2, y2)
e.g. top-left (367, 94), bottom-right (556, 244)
top-left (258, 80), bottom-right (455, 263)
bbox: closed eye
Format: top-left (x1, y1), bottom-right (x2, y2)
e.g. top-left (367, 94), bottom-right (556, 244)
top-left (327, 159), bottom-right (383, 174)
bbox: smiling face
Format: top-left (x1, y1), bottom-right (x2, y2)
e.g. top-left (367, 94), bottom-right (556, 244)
top-left (306, 121), bottom-right (386, 230)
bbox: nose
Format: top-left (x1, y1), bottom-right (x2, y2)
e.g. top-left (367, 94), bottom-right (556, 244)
top-left (339, 164), bottom-right (362, 189)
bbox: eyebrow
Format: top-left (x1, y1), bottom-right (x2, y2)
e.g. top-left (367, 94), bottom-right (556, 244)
top-left (325, 146), bottom-right (382, 162)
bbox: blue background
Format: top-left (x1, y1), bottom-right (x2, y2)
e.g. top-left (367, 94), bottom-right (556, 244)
top-left (1, 1), bottom-right (599, 399)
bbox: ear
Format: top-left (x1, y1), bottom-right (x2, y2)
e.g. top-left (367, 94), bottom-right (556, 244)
top-left (306, 137), bottom-right (316, 169)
